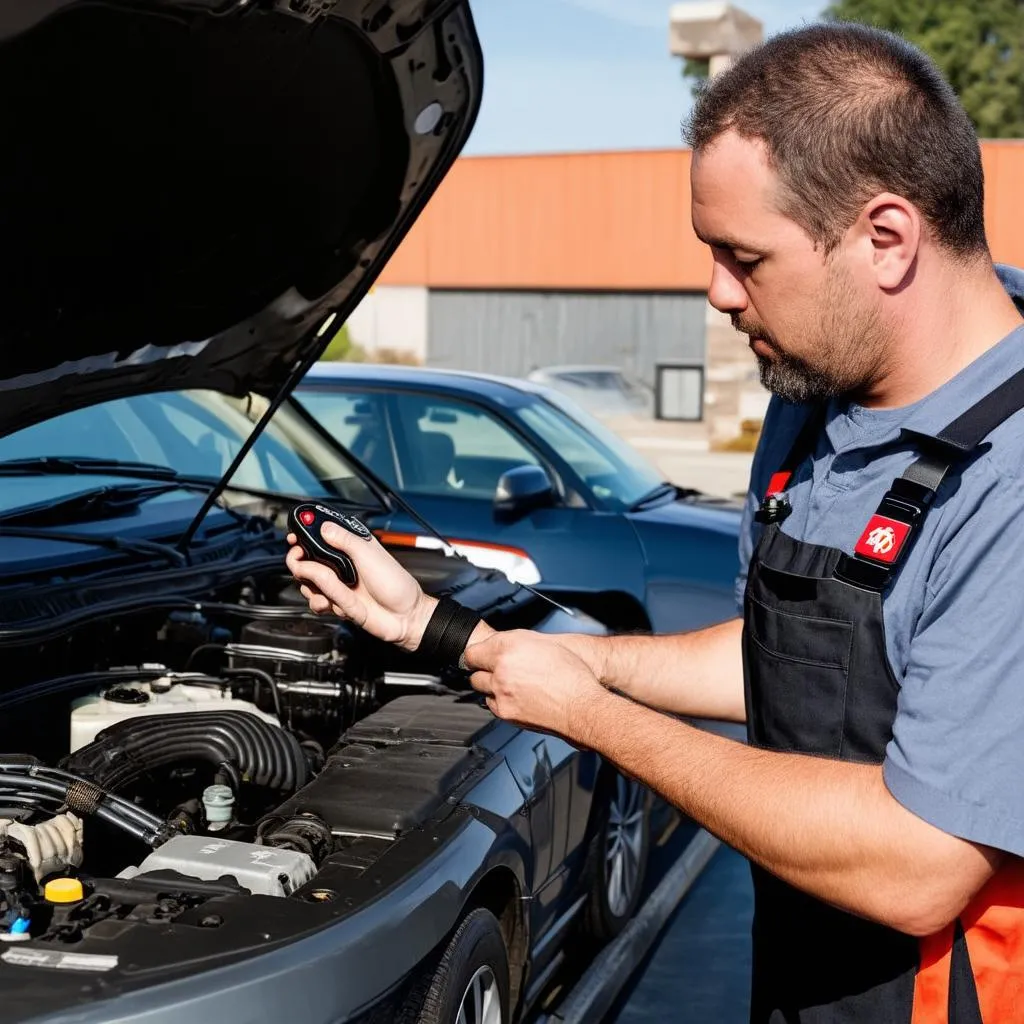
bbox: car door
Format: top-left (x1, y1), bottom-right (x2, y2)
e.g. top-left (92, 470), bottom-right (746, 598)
top-left (382, 388), bottom-right (644, 595)
top-left (296, 383), bottom-right (646, 599)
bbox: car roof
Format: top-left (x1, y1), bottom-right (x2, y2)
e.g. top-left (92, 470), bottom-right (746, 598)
top-left (532, 364), bottom-right (626, 374)
top-left (299, 360), bottom-right (553, 404)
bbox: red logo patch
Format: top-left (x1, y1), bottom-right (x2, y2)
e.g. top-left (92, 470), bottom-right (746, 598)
top-left (854, 515), bottom-right (911, 564)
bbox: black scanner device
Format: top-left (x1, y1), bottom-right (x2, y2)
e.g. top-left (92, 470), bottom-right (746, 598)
top-left (287, 503), bottom-right (371, 587)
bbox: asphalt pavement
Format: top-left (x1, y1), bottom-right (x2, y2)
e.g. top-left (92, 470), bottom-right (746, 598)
top-left (607, 844), bottom-right (754, 1023)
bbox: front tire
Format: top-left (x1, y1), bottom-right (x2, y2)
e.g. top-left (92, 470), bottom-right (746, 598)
top-left (398, 908), bottom-right (510, 1024)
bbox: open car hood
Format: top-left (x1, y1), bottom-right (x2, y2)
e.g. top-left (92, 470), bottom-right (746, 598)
top-left (0, 0), bottom-right (482, 440)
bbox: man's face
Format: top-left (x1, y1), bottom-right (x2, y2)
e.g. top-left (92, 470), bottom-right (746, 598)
top-left (690, 131), bottom-right (886, 404)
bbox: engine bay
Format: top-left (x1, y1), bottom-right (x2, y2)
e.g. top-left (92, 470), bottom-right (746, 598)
top-left (0, 569), bottom-right (503, 952)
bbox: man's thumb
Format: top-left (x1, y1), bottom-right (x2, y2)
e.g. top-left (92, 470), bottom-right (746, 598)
top-left (320, 522), bottom-right (352, 550)
top-left (463, 634), bottom-right (498, 671)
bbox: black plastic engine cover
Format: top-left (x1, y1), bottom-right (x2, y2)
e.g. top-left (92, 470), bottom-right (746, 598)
top-left (341, 694), bottom-right (496, 748)
top-left (239, 618), bottom-right (337, 656)
top-left (266, 696), bottom-right (497, 836)
top-left (270, 739), bottom-right (485, 836)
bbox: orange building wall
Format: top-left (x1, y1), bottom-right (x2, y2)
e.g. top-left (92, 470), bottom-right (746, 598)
top-left (379, 142), bottom-right (1024, 291)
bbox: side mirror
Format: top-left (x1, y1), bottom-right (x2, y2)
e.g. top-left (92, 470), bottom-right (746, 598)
top-left (494, 465), bottom-right (555, 519)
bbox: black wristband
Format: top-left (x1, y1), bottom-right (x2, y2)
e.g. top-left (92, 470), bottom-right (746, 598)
top-left (417, 597), bottom-right (482, 669)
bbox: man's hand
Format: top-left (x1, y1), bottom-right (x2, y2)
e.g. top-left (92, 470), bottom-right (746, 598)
top-left (285, 522), bottom-right (436, 650)
top-left (464, 630), bottom-right (607, 738)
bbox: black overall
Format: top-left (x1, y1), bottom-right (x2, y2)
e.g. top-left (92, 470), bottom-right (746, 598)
top-left (742, 367), bottom-right (1024, 1023)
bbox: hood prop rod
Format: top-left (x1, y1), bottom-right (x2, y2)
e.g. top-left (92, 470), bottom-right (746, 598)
top-left (177, 319), bottom-right (574, 618)
top-left (176, 322), bottom-right (337, 557)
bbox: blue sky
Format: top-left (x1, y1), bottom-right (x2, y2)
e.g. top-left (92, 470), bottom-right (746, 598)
top-left (462, 0), bottom-right (825, 155)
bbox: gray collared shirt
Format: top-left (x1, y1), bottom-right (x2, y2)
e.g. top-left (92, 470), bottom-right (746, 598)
top-left (736, 323), bottom-right (1024, 857)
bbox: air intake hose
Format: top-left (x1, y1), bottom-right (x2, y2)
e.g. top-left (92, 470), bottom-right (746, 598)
top-left (62, 711), bottom-right (309, 794)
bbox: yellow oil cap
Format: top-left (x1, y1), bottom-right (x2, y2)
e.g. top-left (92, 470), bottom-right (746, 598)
top-left (43, 877), bottom-right (83, 903)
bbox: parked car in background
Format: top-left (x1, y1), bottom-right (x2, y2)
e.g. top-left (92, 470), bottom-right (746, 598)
top-left (526, 364), bottom-right (654, 419)
top-left (295, 363), bottom-right (743, 635)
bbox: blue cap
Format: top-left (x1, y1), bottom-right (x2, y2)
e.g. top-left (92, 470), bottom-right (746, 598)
top-left (9, 917), bottom-right (30, 935)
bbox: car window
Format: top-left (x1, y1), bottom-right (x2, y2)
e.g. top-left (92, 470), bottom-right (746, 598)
top-left (517, 394), bottom-right (664, 511)
top-left (391, 393), bottom-right (540, 500)
top-left (0, 390), bottom-right (378, 514)
top-left (555, 371), bottom-right (618, 390)
top-left (293, 389), bottom-right (398, 488)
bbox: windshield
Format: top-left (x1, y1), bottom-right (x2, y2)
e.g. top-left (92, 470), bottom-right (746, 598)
top-left (517, 392), bottom-right (664, 511)
top-left (0, 390), bottom-right (378, 517)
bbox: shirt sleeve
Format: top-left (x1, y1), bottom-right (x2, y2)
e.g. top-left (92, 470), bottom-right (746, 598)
top-left (883, 462), bottom-right (1024, 857)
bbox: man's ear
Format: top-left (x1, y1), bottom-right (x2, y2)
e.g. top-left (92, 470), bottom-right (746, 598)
top-left (856, 192), bottom-right (921, 290)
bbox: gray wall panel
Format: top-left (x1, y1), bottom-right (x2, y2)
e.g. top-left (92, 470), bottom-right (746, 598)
top-left (425, 290), bottom-right (706, 388)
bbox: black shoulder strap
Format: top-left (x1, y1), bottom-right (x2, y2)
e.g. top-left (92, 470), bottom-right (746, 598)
top-left (901, 363), bottom-right (1024, 492)
top-left (764, 403), bottom-right (826, 497)
top-left (837, 364), bottom-right (1024, 589)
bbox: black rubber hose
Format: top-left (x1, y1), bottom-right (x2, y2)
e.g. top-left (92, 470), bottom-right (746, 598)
top-left (0, 778), bottom-right (159, 844)
top-left (61, 712), bottom-right (307, 793)
top-left (0, 792), bottom-right (61, 813)
top-left (0, 764), bottom-right (164, 832)
top-left (183, 643), bottom-right (228, 672)
top-left (0, 767), bottom-right (165, 831)
top-left (223, 667), bottom-right (284, 722)
top-left (181, 642), bottom-right (286, 722)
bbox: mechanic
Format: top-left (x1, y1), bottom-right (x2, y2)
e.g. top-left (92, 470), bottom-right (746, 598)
top-left (287, 23), bottom-right (1024, 1023)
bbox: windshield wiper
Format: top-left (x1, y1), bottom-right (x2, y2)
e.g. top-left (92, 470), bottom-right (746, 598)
top-left (0, 481), bottom-right (197, 525)
top-left (0, 457), bottom-right (181, 480)
top-left (0, 482), bottom-right (259, 567)
top-left (628, 482), bottom-right (679, 511)
top-left (0, 523), bottom-right (188, 566)
top-left (0, 457), bottom-right (378, 515)
top-left (0, 482), bottom-right (202, 564)
top-left (628, 482), bottom-right (706, 512)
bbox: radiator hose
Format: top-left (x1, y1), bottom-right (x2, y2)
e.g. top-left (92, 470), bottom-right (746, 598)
top-left (62, 711), bottom-right (309, 794)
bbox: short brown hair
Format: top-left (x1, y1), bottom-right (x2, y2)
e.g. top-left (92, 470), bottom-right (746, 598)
top-left (683, 23), bottom-right (988, 258)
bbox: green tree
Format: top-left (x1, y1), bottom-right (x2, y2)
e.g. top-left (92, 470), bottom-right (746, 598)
top-left (681, 57), bottom-right (710, 98)
top-left (320, 322), bottom-right (367, 362)
top-left (823, 0), bottom-right (1024, 137)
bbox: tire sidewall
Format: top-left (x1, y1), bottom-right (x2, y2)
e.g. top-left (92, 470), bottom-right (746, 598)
top-left (420, 908), bottom-right (511, 1024)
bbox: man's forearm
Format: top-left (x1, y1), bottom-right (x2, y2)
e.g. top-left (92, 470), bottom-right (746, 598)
top-left (561, 617), bottom-right (746, 722)
top-left (572, 689), bottom-right (999, 936)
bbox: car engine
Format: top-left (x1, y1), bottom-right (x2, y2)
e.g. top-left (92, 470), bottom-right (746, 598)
top-left (0, 573), bottom-right (469, 943)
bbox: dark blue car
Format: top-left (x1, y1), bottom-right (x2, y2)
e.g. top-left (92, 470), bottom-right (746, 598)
top-left (295, 363), bottom-right (743, 634)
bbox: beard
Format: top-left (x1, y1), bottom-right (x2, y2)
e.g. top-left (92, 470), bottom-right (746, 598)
top-left (735, 265), bottom-right (887, 405)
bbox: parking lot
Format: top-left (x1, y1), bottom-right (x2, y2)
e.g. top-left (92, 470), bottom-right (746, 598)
top-left (604, 415), bottom-right (754, 501)
top-left (608, 844), bottom-right (753, 1023)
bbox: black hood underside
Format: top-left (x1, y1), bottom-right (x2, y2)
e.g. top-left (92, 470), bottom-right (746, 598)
top-left (0, 0), bottom-right (482, 437)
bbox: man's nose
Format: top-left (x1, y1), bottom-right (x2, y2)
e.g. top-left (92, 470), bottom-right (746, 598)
top-left (707, 259), bottom-right (748, 315)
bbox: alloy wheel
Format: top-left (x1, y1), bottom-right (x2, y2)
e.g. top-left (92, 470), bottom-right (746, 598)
top-left (605, 775), bottom-right (646, 918)
top-left (456, 964), bottom-right (503, 1024)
